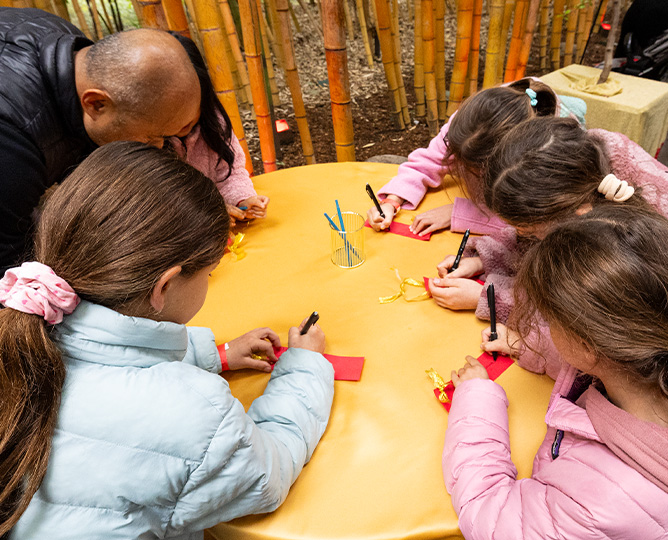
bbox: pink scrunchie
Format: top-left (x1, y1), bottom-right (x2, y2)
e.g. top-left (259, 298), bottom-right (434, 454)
top-left (0, 262), bottom-right (80, 325)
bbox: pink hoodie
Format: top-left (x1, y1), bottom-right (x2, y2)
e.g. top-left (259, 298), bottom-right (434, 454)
top-left (443, 363), bottom-right (668, 539)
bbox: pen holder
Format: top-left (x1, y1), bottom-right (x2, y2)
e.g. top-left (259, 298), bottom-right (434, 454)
top-left (329, 212), bottom-right (365, 268)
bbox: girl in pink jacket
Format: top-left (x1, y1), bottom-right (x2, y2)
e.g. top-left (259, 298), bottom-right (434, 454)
top-left (366, 78), bottom-right (586, 236)
top-left (443, 204), bottom-right (668, 540)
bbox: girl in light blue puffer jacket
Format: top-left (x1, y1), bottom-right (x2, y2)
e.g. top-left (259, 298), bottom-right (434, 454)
top-left (0, 142), bottom-right (334, 540)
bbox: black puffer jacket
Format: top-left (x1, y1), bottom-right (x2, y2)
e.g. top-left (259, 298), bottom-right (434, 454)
top-left (0, 7), bottom-right (94, 272)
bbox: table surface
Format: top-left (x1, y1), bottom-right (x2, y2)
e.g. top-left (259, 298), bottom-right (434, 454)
top-left (193, 162), bottom-right (554, 540)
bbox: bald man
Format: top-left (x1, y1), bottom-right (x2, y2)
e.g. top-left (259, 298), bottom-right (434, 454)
top-left (0, 8), bottom-right (201, 273)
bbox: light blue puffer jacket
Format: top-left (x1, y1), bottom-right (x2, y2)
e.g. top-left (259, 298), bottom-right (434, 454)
top-left (11, 301), bottom-right (334, 540)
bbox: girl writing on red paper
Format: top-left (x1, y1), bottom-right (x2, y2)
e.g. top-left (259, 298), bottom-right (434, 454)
top-left (443, 205), bottom-right (668, 539)
top-left (0, 142), bottom-right (333, 539)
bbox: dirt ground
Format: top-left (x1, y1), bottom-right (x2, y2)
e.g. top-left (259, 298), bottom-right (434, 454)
top-left (242, 3), bottom-right (611, 174)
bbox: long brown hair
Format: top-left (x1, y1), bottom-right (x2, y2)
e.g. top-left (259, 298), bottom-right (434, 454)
top-left (484, 116), bottom-right (652, 227)
top-left (514, 205), bottom-right (668, 397)
top-left (445, 78), bottom-right (558, 202)
top-left (0, 142), bottom-right (229, 535)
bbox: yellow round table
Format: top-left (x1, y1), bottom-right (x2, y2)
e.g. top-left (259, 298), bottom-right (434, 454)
top-left (191, 162), bottom-right (554, 540)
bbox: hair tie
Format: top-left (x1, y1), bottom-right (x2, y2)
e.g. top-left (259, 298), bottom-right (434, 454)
top-left (0, 262), bottom-right (79, 324)
top-left (525, 88), bottom-right (538, 107)
top-left (597, 173), bottom-right (635, 202)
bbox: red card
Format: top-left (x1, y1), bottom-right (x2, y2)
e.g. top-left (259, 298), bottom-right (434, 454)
top-left (364, 220), bottom-right (432, 241)
top-left (423, 275), bottom-right (485, 296)
top-left (434, 352), bottom-right (514, 411)
top-left (273, 346), bottom-right (364, 381)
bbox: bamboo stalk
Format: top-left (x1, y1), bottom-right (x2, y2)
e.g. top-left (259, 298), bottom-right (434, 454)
top-left (497, 0), bottom-right (515, 81)
top-left (550, 0), bottom-right (566, 69)
top-left (110, 0), bottom-right (124, 30)
top-left (593, 0), bottom-right (608, 33)
top-left (71, 0), bottom-right (94, 39)
top-left (295, 0), bottom-right (324, 36)
top-left (219, 0), bottom-right (254, 109)
top-left (135, 0), bottom-right (169, 28)
top-left (422, 0), bottom-right (438, 133)
top-left (88, 0), bottom-right (105, 38)
top-left (435, 0), bottom-right (446, 122)
top-left (563, 0), bottom-right (578, 65)
top-left (342, 0), bottom-right (355, 41)
top-left (322, 0), bottom-right (356, 161)
top-left (265, 0), bottom-right (286, 67)
top-left (414, 0), bottom-right (425, 118)
top-left (390, 0), bottom-right (409, 125)
top-left (34, 0), bottom-right (53, 13)
top-left (288, 2), bottom-right (302, 33)
top-left (445, 0), bottom-right (473, 119)
top-left (255, 0), bottom-right (282, 106)
top-left (483, 0), bottom-right (504, 88)
top-left (538, 0), bottom-right (550, 69)
top-left (356, 0), bottom-right (375, 67)
top-left (578, 0), bottom-right (595, 60)
top-left (597, 0), bottom-right (620, 84)
top-left (374, 0), bottom-right (404, 128)
top-left (515, 0), bottom-right (540, 78)
top-left (276, 0), bottom-right (316, 163)
top-left (191, 0), bottom-right (252, 173)
top-left (503, 0), bottom-right (527, 82)
top-left (163, 0), bottom-right (191, 35)
top-left (98, 0), bottom-right (115, 32)
top-left (465, 0), bottom-right (482, 97)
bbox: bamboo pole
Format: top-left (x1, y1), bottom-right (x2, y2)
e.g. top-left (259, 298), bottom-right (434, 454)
top-left (422, 0), bottom-right (438, 134)
top-left (342, 0), bottom-right (355, 41)
top-left (465, 0), bottom-right (482, 97)
top-left (515, 0), bottom-right (540, 78)
top-left (255, 0), bottom-right (281, 107)
top-left (503, 0), bottom-right (527, 82)
top-left (135, 0), bottom-right (169, 28)
top-left (356, 0), bottom-right (375, 67)
top-left (88, 0), bottom-right (105, 38)
top-left (322, 0), bottom-right (356, 161)
top-left (483, 0), bottom-right (504, 88)
top-left (414, 0), bottom-right (426, 118)
top-left (191, 0), bottom-right (253, 173)
top-left (496, 0), bottom-right (515, 81)
top-left (390, 0), bottom-right (409, 125)
top-left (237, 0), bottom-right (278, 171)
top-left (97, 0), bottom-right (115, 33)
top-left (578, 1), bottom-right (595, 60)
top-left (597, 0), bottom-right (620, 84)
top-left (295, 0), bottom-right (324, 36)
top-left (219, 0), bottom-right (254, 109)
top-left (34, 0), bottom-right (53, 13)
top-left (163, 0), bottom-right (191, 35)
top-left (374, 0), bottom-right (404, 128)
top-left (71, 0), bottom-right (94, 39)
top-left (550, 0), bottom-right (566, 69)
top-left (538, 0), bottom-right (550, 69)
top-left (275, 0), bottom-right (316, 163)
top-left (288, 2), bottom-right (302, 32)
top-left (52, 0), bottom-right (72, 20)
top-left (563, 0), bottom-right (578, 65)
top-left (435, 0), bottom-right (446, 122)
top-left (445, 0), bottom-right (473, 119)
top-left (265, 0), bottom-right (286, 67)
top-left (594, 0), bottom-right (608, 33)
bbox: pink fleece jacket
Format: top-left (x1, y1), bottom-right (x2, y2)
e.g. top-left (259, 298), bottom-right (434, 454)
top-left (169, 116), bottom-right (257, 207)
top-left (442, 363), bottom-right (668, 539)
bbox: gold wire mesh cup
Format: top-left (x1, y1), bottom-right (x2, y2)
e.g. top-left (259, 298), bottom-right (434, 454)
top-left (329, 212), bottom-right (365, 268)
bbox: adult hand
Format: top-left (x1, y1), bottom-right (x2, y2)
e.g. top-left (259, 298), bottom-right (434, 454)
top-left (437, 255), bottom-right (483, 278)
top-left (410, 204), bottom-right (453, 236)
top-left (481, 323), bottom-right (520, 358)
top-left (226, 204), bottom-right (246, 226)
top-left (451, 355), bottom-right (489, 388)
top-left (239, 195), bottom-right (270, 219)
top-left (288, 317), bottom-right (325, 354)
top-left (429, 276), bottom-right (483, 310)
top-left (226, 327), bottom-right (281, 372)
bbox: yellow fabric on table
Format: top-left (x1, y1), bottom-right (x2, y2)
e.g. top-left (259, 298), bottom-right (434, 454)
top-left (542, 63), bottom-right (668, 156)
top-left (192, 162), bottom-right (554, 540)
top-left (561, 70), bottom-right (622, 97)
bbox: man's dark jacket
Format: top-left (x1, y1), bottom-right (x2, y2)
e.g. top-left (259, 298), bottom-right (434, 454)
top-left (0, 7), bottom-right (94, 273)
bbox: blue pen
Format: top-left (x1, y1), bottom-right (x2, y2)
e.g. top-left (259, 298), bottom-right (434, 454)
top-left (238, 206), bottom-right (248, 211)
top-left (324, 213), bottom-right (361, 263)
top-left (334, 200), bottom-right (352, 266)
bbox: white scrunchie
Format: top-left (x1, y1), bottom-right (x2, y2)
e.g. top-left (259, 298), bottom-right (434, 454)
top-left (597, 173), bottom-right (635, 202)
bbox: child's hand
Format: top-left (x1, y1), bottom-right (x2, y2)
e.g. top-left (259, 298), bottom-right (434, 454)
top-left (366, 197), bottom-right (400, 231)
top-left (238, 195), bottom-right (270, 219)
top-left (226, 204), bottom-right (246, 226)
top-left (481, 323), bottom-right (520, 358)
top-left (451, 355), bottom-right (489, 387)
top-left (429, 276), bottom-right (483, 310)
top-left (288, 318), bottom-right (325, 354)
top-left (410, 204), bottom-right (453, 236)
top-left (226, 327), bottom-right (281, 372)
top-left (437, 255), bottom-right (483, 278)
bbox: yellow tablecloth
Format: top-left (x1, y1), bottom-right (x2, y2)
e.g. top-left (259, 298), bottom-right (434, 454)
top-left (542, 64), bottom-right (668, 156)
top-left (192, 162), bottom-right (554, 540)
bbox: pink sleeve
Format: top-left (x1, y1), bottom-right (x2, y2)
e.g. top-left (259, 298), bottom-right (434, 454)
top-left (451, 197), bottom-right (508, 235)
top-left (214, 130), bottom-right (257, 207)
top-left (377, 121), bottom-right (451, 209)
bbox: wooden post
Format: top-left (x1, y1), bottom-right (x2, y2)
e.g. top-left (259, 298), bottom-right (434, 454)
top-left (515, 0), bottom-right (540, 79)
top-left (422, 0), bottom-right (438, 134)
top-left (374, 0), bottom-right (404, 129)
top-left (238, 0), bottom-right (278, 171)
top-left (414, 0), bottom-right (426, 118)
top-left (275, 0), bottom-right (316, 163)
top-left (163, 0), bottom-right (191, 35)
top-left (446, 0), bottom-right (473, 118)
top-left (322, 0), bottom-right (356, 161)
top-left (538, 0), bottom-right (550, 69)
top-left (435, 0), bottom-right (447, 122)
top-left (550, 0), bottom-right (566, 69)
top-left (503, 0), bottom-right (528, 82)
top-left (483, 0), bottom-right (504, 88)
top-left (191, 0), bottom-right (253, 173)
top-left (465, 0), bottom-right (482, 97)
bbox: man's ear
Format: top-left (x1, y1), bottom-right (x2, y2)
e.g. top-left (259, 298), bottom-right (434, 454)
top-left (150, 266), bottom-right (182, 314)
top-left (80, 88), bottom-right (113, 120)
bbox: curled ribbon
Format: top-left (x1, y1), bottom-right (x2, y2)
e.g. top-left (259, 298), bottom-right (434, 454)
top-left (425, 368), bottom-right (451, 404)
top-left (227, 233), bottom-right (247, 261)
top-left (379, 268), bottom-right (430, 304)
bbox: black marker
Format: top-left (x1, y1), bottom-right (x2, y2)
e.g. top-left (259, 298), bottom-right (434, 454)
top-left (487, 283), bottom-right (498, 361)
top-left (450, 228), bottom-right (471, 272)
top-left (365, 183), bottom-right (385, 219)
top-left (300, 311), bottom-right (320, 335)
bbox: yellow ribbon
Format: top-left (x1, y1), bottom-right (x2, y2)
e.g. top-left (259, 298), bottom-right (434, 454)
top-left (228, 233), bottom-right (247, 261)
top-left (425, 368), bottom-right (451, 403)
top-left (379, 268), bottom-right (430, 303)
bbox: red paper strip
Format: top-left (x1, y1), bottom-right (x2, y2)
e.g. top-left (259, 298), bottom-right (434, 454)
top-left (434, 352), bottom-right (514, 411)
top-left (273, 346), bottom-right (364, 381)
top-left (423, 275), bottom-right (485, 297)
top-left (364, 220), bottom-right (432, 241)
